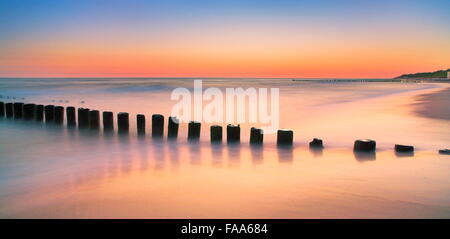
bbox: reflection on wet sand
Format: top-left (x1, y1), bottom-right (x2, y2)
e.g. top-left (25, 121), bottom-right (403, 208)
top-left (353, 151), bottom-right (376, 161)
top-left (152, 139), bottom-right (166, 170)
top-left (166, 140), bottom-right (180, 169)
top-left (188, 141), bottom-right (202, 165)
top-left (136, 137), bottom-right (150, 171)
top-left (1, 123), bottom-right (450, 218)
top-left (395, 151), bottom-right (415, 158)
top-left (277, 146), bottom-right (294, 163)
top-left (227, 143), bottom-right (242, 167)
top-left (250, 145), bottom-right (264, 164)
top-left (210, 143), bottom-right (224, 166)
top-left (309, 147), bottom-right (323, 158)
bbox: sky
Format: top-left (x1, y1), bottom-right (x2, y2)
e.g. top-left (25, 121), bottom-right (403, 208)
top-left (0, 0), bottom-right (449, 78)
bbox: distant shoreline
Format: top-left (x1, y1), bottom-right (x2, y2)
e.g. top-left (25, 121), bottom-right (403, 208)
top-left (395, 68), bottom-right (449, 80)
top-left (292, 78), bottom-right (450, 83)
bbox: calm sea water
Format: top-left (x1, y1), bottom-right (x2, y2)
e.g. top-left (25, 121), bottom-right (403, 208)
top-left (0, 78), bottom-right (449, 218)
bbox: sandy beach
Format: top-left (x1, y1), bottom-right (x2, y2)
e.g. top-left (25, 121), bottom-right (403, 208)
top-left (414, 85), bottom-right (450, 121)
top-left (1, 79), bottom-right (450, 218)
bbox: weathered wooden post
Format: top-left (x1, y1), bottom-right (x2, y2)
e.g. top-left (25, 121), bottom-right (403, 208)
top-left (353, 139), bottom-right (376, 152)
top-left (23, 103), bottom-right (36, 120)
top-left (309, 138), bottom-right (323, 148)
top-left (152, 114), bottom-right (164, 138)
top-left (250, 127), bottom-right (263, 144)
top-left (89, 110), bottom-right (100, 129)
top-left (117, 112), bottom-right (129, 133)
top-left (66, 106), bottom-right (76, 126)
top-left (35, 105), bottom-right (44, 121)
top-left (167, 116), bottom-right (179, 139)
top-left (13, 102), bottom-right (24, 118)
top-left (395, 144), bottom-right (414, 153)
top-left (210, 125), bottom-right (222, 143)
top-left (103, 111), bottom-right (113, 131)
top-left (137, 114), bottom-right (146, 135)
top-left (0, 101), bottom-right (4, 117)
top-left (188, 121), bottom-right (201, 140)
top-left (44, 105), bottom-right (55, 122)
top-left (77, 108), bottom-right (89, 128)
top-left (277, 129), bottom-right (293, 146)
top-left (54, 106), bottom-right (64, 124)
top-left (5, 103), bottom-right (13, 118)
top-left (227, 124), bottom-right (240, 143)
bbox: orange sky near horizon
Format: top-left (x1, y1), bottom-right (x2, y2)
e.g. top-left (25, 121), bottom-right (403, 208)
top-left (1, 0), bottom-right (449, 78)
top-left (2, 29), bottom-right (449, 79)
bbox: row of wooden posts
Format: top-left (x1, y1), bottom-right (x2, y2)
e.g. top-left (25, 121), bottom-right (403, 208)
top-left (0, 101), bottom-right (425, 153)
top-left (0, 101), bottom-right (297, 146)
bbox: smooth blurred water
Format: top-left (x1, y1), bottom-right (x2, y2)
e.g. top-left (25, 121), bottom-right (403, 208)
top-left (0, 78), bottom-right (449, 218)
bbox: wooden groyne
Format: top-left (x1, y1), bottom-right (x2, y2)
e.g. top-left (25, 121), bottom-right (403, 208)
top-left (167, 116), bottom-right (179, 139)
top-left (250, 127), bottom-right (264, 145)
top-left (226, 124), bottom-right (240, 143)
top-left (66, 106), bottom-right (76, 126)
top-left (88, 110), bottom-right (100, 129)
top-left (23, 103), bottom-right (35, 120)
top-left (102, 111), bottom-right (114, 131)
top-left (117, 112), bottom-right (129, 133)
top-left (0, 100), bottom-right (447, 154)
top-left (44, 105), bottom-right (54, 122)
top-left (210, 125), bottom-right (222, 143)
top-left (137, 114), bottom-right (146, 135)
top-left (188, 121), bottom-right (201, 141)
top-left (152, 114), bottom-right (164, 138)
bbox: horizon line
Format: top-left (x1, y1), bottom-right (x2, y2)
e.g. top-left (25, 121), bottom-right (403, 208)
top-left (0, 76), bottom-right (395, 79)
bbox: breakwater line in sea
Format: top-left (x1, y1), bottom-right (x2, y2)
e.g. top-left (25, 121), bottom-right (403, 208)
top-left (0, 101), bottom-right (448, 155)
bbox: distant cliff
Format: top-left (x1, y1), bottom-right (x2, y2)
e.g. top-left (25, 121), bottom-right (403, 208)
top-left (395, 69), bottom-right (449, 79)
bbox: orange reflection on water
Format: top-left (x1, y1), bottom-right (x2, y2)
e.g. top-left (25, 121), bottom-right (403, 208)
top-left (1, 139), bottom-right (449, 218)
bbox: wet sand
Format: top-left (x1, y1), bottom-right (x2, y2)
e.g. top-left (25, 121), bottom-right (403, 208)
top-left (414, 86), bottom-right (450, 121)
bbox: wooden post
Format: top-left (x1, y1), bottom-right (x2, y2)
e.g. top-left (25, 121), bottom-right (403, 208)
top-left (353, 139), bottom-right (376, 152)
top-left (5, 103), bottom-right (13, 118)
top-left (250, 127), bottom-right (263, 144)
top-left (227, 124), bottom-right (240, 143)
top-left (137, 114), bottom-right (146, 135)
top-left (77, 108), bottom-right (89, 128)
top-left (439, 149), bottom-right (450, 155)
top-left (23, 103), bottom-right (36, 120)
top-left (309, 138), bottom-right (323, 148)
top-left (210, 125), bottom-right (222, 143)
top-left (395, 144), bottom-right (413, 152)
top-left (167, 116), bottom-right (179, 139)
top-left (188, 121), bottom-right (201, 140)
top-left (89, 110), bottom-right (100, 129)
top-left (103, 111), bottom-right (113, 131)
top-left (13, 102), bottom-right (24, 118)
top-left (54, 106), bottom-right (64, 124)
top-left (0, 101), bottom-right (4, 117)
top-left (66, 106), bottom-right (76, 126)
top-left (117, 112), bottom-right (129, 133)
top-left (44, 105), bottom-right (55, 122)
top-left (277, 129), bottom-right (293, 146)
top-left (152, 114), bottom-right (164, 137)
top-left (35, 105), bottom-right (44, 121)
